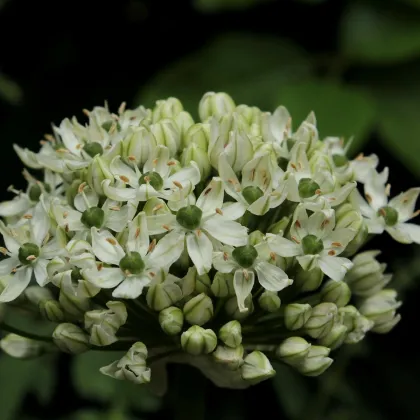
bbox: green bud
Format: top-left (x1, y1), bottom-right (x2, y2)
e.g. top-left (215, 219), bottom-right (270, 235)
top-left (183, 293), bottom-right (213, 326)
top-left (320, 280), bottom-right (351, 307)
top-left (294, 266), bottom-right (324, 292)
top-left (119, 251), bottom-right (145, 275)
top-left (53, 323), bottom-right (90, 354)
top-left (317, 323), bottom-right (348, 350)
top-left (225, 294), bottom-right (254, 320)
top-left (87, 155), bottom-right (113, 195)
top-left (0, 334), bottom-right (47, 359)
top-left (211, 272), bottom-right (235, 298)
top-left (297, 345), bottom-right (333, 377)
top-left (377, 206), bottom-right (398, 227)
top-left (101, 120), bottom-right (121, 132)
top-left (176, 205), bottom-right (202, 230)
top-left (258, 291), bottom-right (281, 313)
top-left (83, 142), bottom-right (103, 158)
top-left (40, 300), bottom-right (66, 322)
top-left (152, 97), bottom-right (183, 122)
top-left (175, 111), bottom-right (195, 140)
top-left (338, 305), bottom-right (373, 344)
top-left (59, 285), bottom-right (90, 321)
top-left (213, 345), bottom-right (244, 370)
top-left (232, 245), bottom-right (258, 269)
top-left (241, 351), bottom-right (276, 385)
top-left (24, 286), bottom-right (54, 305)
top-left (180, 266), bottom-right (197, 298)
top-left (275, 337), bottom-right (311, 365)
top-left (248, 230), bottom-right (265, 246)
top-left (181, 143), bottom-right (211, 181)
top-left (195, 272), bottom-right (212, 295)
top-left (219, 320), bottom-right (242, 348)
top-left (147, 282), bottom-right (183, 312)
top-left (332, 154), bottom-right (348, 167)
top-left (242, 186), bottom-right (264, 205)
top-left (284, 303), bottom-right (312, 330)
top-left (150, 119), bottom-right (181, 156)
top-left (301, 234), bottom-right (324, 255)
top-left (236, 104), bottom-right (262, 127)
top-left (298, 178), bottom-right (321, 198)
top-left (81, 207), bottom-right (105, 229)
top-left (66, 179), bottom-right (82, 207)
top-left (181, 325), bottom-right (217, 356)
top-left (123, 126), bottom-right (156, 166)
top-left (159, 306), bottom-right (184, 336)
top-left (199, 92), bottom-right (236, 122)
top-left (18, 242), bottom-right (40, 265)
top-left (358, 289), bottom-right (401, 334)
top-left (304, 302), bottom-right (338, 339)
top-left (184, 123), bottom-right (210, 149)
top-left (139, 171), bottom-right (164, 190)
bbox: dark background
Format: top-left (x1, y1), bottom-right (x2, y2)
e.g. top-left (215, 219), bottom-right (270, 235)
top-left (1, 0), bottom-right (420, 418)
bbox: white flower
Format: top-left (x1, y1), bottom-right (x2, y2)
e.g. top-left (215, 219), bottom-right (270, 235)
top-left (268, 204), bottom-right (355, 281)
top-left (146, 177), bottom-right (249, 275)
top-left (213, 241), bottom-right (292, 312)
top-left (353, 168), bottom-right (420, 244)
top-left (0, 201), bottom-right (64, 302)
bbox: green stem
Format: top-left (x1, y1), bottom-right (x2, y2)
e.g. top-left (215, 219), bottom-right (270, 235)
top-left (148, 349), bottom-right (180, 365)
top-left (0, 322), bottom-right (53, 343)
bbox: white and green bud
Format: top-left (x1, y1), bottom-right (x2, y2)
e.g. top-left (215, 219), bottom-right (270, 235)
top-left (320, 280), bottom-right (351, 307)
top-left (142, 197), bottom-right (170, 216)
top-left (86, 156), bottom-right (113, 195)
top-left (183, 123), bottom-right (210, 149)
top-left (0, 334), bottom-right (47, 359)
top-left (159, 306), bottom-right (184, 336)
top-left (181, 143), bottom-right (211, 180)
top-left (241, 351), bottom-right (276, 385)
top-left (235, 104), bottom-right (262, 128)
top-left (219, 320), bottom-right (242, 348)
top-left (181, 325), bottom-right (217, 356)
top-left (344, 250), bottom-right (391, 297)
top-left (358, 289), bottom-right (402, 334)
top-left (40, 299), bottom-right (66, 322)
top-left (297, 345), bottom-right (333, 377)
top-left (199, 92), bottom-right (236, 122)
top-left (52, 323), bottom-right (90, 354)
top-left (284, 303), bottom-right (312, 330)
top-left (24, 286), bottom-right (54, 305)
top-left (194, 272), bottom-right (212, 295)
top-left (275, 337), bottom-right (311, 365)
top-left (183, 292), bottom-right (213, 326)
top-left (123, 126), bottom-right (156, 166)
top-left (211, 272), bottom-right (235, 298)
top-left (225, 294), bottom-right (254, 320)
top-left (304, 302), bottom-right (338, 339)
top-left (294, 266), bottom-right (324, 293)
top-left (248, 230), bottom-right (265, 246)
top-left (317, 323), bottom-right (348, 350)
top-left (59, 284), bottom-right (90, 321)
top-left (152, 97), bottom-right (183, 122)
top-left (150, 119), bottom-right (180, 156)
top-left (175, 111), bottom-right (195, 140)
top-left (213, 345), bottom-right (244, 370)
top-left (339, 305), bottom-right (374, 344)
top-left (100, 342), bottom-right (151, 385)
top-left (258, 291), bottom-right (281, 313)
top-left (146, 281), bottom-right (183, 312)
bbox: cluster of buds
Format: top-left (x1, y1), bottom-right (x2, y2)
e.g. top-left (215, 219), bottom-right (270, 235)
top-left (0, 92), bottom-right (416, 388)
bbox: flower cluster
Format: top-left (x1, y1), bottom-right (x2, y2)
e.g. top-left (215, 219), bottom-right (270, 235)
top-left (0, 92), bottom-right (417, 388)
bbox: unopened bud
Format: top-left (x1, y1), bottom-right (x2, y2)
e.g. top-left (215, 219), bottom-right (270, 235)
top-left (152, 97), bottom-right (183, 122)
top-left (181, 143), bottom-right (211, 180)
top-left (317, 323), bottom-right (348, 350)
top-left (259, 291), bottom-right (281, 313)
top-left (86, 156), bottom-right (113, 195)
top-left (225, 294), bottom-right (254, 320)
top-left (150, 119), bottom-right (181, 156)
top-left (183, 293), bottom-right (213, 326)
top-left (248, 230), bottom-right (265, 246)
top-left (147, 282), bottom-right (183, 312)
top-left (284, 303), bottom-right (312, 330)
top-left (211, 272), bottom-right (235, 298)
top-left (24, 286), bottom-right (54, 305)
top-left (53, 323), bottom-right (90, 354)
top-left (275, 337), bottom-right (311, 365)
top-left (304, 302), bottom-right (338, 339)
top-left (183, 123), bottom-right (210, 149)
top-left (241, 351), bottom-right (276, 385)
top-left (175, 111), bottom-right (195, 140)
top-left (213, 345), bottom-right (244, 370)
top-left (297, 345), bottom-right (333, 377)
top-left (294, 266), bottom-right (324, 292)
top-left (1, 334), bottom-right (47, 359)
top-left (219, 320), bottom-right (242, 348)
top-left (199, 92), bottom-right (236, 122)
top-left (40, 299), bottom-right (66, 322)
top-left (123, 126), bottom-right (156, 166)
top-left (159, 306), bottom-right (184, 336)
top-left (339, 305), bottom-right (374, 344)
top-left (320, 280), bottom-right (351, 307)
top-left (195, 272), bottom-right (212, 295)
top-left (181, 325), bottom-right (217, 355)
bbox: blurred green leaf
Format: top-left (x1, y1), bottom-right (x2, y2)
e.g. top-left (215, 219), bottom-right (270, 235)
top-left (277, 80), bottom-right (376, 154)
top-left (64, 409), bottom-right (140, 420)
top-left (29, 354), bottom-right (57, 404)
top-left (341, 3), bottom-right (420, 64)
top-left (0, 73), bottom-right (23, 105)
top-left (193, 0), bottom-right (272, 12)
top-left (137, 33), bottom-right (312, 115)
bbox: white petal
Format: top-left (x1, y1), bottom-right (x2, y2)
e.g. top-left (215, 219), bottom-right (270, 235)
top-left (386, 222), bottom-right (420, 244)
top-left (296, 254), bottom-right (319, 271)
top-left (196, 177), bottom-right (224, 217)
top-left (220, 202), bottom-right (246, 221)
top-left (146, 213), bottom-right (177, 235)
top-left (349, 190), bottom-right (375, 218)
top-left (241, 154), bottom-right (272, 191)
top-left (70, 252), bottom-right (97, 269)
top-left (52, 204), bottom-right (84, 232)
top-left (290, 204), bottom-right (310, 240)
top-left (83, 267), bottom-right (125, 288)
top-left (212, 251), bottom-right (238, 273)
top-left (167, 162), bottom-right (201, 189)
top-left (136, 184), bottom-right (162, 201)
top-left (143, 145), bottom-right (170, 177)
top-left (74, 189), bottom-right (99, 212)
top-left (186, 231), bottom-right (213, 275)
top-left (318, 255), bottom-right (353, 281)
top-left (31, 201), bottom-right (50, 245)
top-left (13, 144), bottom-right (43, 169)
top-left (218, 153), bottom-right (241, 202)
top-left (233, 269), bottom-right (255, 312)
top-left (34, 258), bottom-right (49, 287)
top-left (112, 274), bottom-right (151, 299)
top-left (0, 256), bottom-right (19, 276)
top-left (324, 182), bottom-right (356, 207)
top-left (247, 195), bottom-right (272, 216)
top-left (0, 221), bottom-right (20, 254)
top-left (364, 168), bottom-right (389, 211)
top-left (105, 204), bottom-right (129, 232)
top-left (268, 236), bottom-right (301, 257)
top-left (307, 209), bottom-right (335, 239)
top-left (56, 119), bottom-right (82, 156)
top-left (110, 156), bottom-right (138, 187)
top-left (286, 175), bottom-right (300, 202)
top-left (0, 268), bottom-right (32, 302)
top-left (147, 230), bottom-right (185, 269)
top-left (323, 228), bottom-right (356, 254)
top-left (102, 179), bottom-right (137, 201)
top-left (225, 130), bottom-right (254, 173)
top-left (388, 188), bottom-right (420, 222)
top-left (351, 154), bottom-right (379, 182)
top-left (127, 211), bottom-right (149, 255)
top-left (91, 228), bottom-right (125, 265)
top-left (0, 195), bottom-right (30, 217)
top-left (254, 260), bottom-right (292, 292)
top-left (202, 216), bottom-right (248, 246)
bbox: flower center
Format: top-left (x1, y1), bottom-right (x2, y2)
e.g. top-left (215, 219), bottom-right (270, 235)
top-left (298, 178), bottom-right (321, 198)
top-left (71, 267), bottom-right (82, 281)
top-left (377, 206), bottom-right (398, 226)
top-left (18, 242), bottom-right (40, 265)
top-left (81, 207), bottom-right (105, 229)
top-left (28, 183), bottom-right (51, 201)
top-left (301, 234), bottom-right (324, 255)
top-left (101, 120), bottom-right (121, 132)
top-left (232, 245), bottom-right (258, 268)
top-left (176, 205), bottom-right (202, 230)
top-left (139, 171), bottom-right (164, 190)
top-left (119, 251), bottom-right (145, 275)
top-left (83, 142), bottom-right (103, 158)
top-left (332, 154), bottom-right (348, 168)
top-left (242, 186), bottom-right (264, 205)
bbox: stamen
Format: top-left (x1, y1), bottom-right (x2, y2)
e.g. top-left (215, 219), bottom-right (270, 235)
top-left (153, 204), bottom-right (163, 212)
top-left (173, 180), bottom-right (183, 189)
top-left (331, 242), bottom-right (342, 247)
top-left (204, 188), bottom-right (212, 195)
top-left (26, 255), bottom-right (37, 261)
top-left (328, 250), bottom-right (336, 256)
top-left (23, 214), bottom-right (32, 219)
top-left (148, 239), bottom-right (157, 253)
top-left (162, 224), bottom-right (171, 231)
top-left (119, 175), bottom-right (130, 183)
top-left (243, 269), bottom-right (249, 280)
top-left (270, 252), bottom-right (276, 261)
top-left (128, 155), bottom-right (136, 162)
top-left (135, 227), bottom-right (141, 238)
top-left (216, 208), bottom-right (223, 215)
top-left (291, 236), bottom-right (301, 244)
top-left (295, 220), bottom-right (301, 228)
top-left (78, 182), bottom-right (87, 193)
top-left (223, 252), bottom-right (229, 261)
top-left (106, 238), bottom-right (117, 245)
top-left (82, 109), bottom-right (90, 117)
